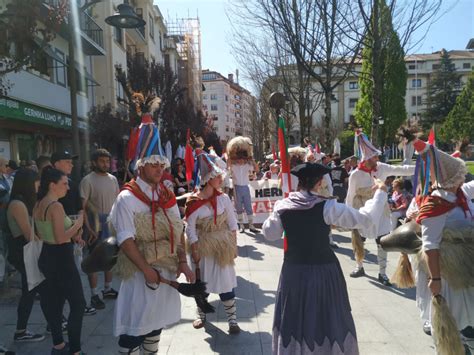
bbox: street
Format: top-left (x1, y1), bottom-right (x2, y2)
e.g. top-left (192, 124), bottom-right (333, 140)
top-left (0, 229), bottom-right (434, 355)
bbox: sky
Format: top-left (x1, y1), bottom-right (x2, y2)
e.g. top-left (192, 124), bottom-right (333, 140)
top-left (155, 0), bottom-right (474, 93)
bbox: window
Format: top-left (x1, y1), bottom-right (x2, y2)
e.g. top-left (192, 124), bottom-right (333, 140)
top-left (211, 94), bottom-right (217, 100)
top-left (349, 81), bottom-right (358, 90)
top-left (149, 14), bottom-right (154, 39)
top-left (411, 96), bottom-right (422, 106)
top-left (202, 73), bottom-right (217, 81)
top-left (203, 94), bottom-right (208, 100)
top-left (225, 126), bottom-right (229, 132)
top-left (30, 47), bottom-right (52, 77)
top-left (114, 26), bottom-right (123, 45)
top-left (408, 64), bottom-right (416, 70)
top-left (412, 79), bottom-right (422, 88)
top-left (66, 58), bottom-right (86, 94)
top-left (213, 116), bottom-right (218, 121)
top-left (211, 104), bottom-right (218, 111)
top-left (349, 98), bottom-right (358, 108)
top-left (463, 63), bottom-right (471, 69)
top-left (432, 64), bottom-right (440, 70)
top-left (55, 49), bottom-right (66, 86)
top-left (116, 78), bottom-right (125, 102)
top-left (225, 95), bottom-right (228, 101)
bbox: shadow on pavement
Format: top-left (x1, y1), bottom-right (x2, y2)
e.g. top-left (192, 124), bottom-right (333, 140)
top-left (238, 245), bottom-right (264, 260)
top-left (366, 275), bottom-right (416, 300)
top-left (244, 232), bottom-right (283, 250)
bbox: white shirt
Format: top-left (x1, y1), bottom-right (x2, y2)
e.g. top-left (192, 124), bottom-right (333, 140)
top-left (346, 162), bottom-right (415, 237)
top-left (185, 194), bottom-right (238, 244)
top-left (262, 189), bottom-right (388, 241)
top-left (230, 163), bottom-right (253, 186)
top-left (110, 177), bottom-right (180, 245)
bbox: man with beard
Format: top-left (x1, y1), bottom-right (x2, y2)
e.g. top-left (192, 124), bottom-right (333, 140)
top-left (80, 149), bottom-right (120, 311)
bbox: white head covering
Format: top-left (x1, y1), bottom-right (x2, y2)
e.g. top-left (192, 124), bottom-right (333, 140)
top-left (354, 129), bottom-right (381, 162)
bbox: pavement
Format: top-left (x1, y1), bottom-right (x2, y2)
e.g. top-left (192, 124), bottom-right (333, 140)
top-left (0, 229), bottom-right (435, 355)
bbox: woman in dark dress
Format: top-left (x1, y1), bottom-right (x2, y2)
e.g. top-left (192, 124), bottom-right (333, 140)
top-left (262, 162), bottom-right (388, 355)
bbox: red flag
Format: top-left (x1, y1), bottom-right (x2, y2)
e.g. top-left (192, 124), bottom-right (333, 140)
top-left (272, 143), bottom-right (277, 161)
top-left (315, 142), bottom-right (321, 154)
top-left (184, 129), bottom-right (194, 182)
top-left (428, 126), bottom-right (436, 146)
top-left (126, 127), bottom-right (139, 161)
top-left (278, 117), bottom-right (291, 193)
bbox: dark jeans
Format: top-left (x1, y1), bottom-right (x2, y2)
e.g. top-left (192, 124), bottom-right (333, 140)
top-left (38, 243), bottom-right (86, 353)
top-left (17, 267), bottom-right (48, 331)
top-left (119, 329), bottom-right (162, 350)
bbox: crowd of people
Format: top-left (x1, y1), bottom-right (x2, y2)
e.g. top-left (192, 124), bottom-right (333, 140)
top-left (0, 122), bottom-right (472, 355)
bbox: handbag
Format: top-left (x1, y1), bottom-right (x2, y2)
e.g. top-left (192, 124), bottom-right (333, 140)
top-left (23, 218), bottom-right (45, 291)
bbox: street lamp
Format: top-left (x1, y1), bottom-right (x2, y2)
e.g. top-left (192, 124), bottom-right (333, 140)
top-left (105, 1), bottom-right (146, 28)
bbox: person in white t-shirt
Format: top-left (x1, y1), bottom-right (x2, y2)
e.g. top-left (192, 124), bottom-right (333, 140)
top-left (229, 157), bottom-right (259, 233)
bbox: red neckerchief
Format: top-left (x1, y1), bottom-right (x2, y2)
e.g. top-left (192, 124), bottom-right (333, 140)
top-left (415, 188), bottom-right (472, 224)
top-left (185, 189), bottom-right (222, 224)
top-left (122, 179), bottom-right (177, 254)
top-left (357, 161), bottom-right (377, 174)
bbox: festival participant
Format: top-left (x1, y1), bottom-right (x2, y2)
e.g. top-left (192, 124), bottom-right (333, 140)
top-left (411, 139), bottom-right (474, 353)
top-left (331, 158), bottom-right (349, 203)
top-left (262, 162), bottom-right (388, 355)
top-left (346, 130), bottom-right (415, 285)
top-left (264, 161), bottom-right (280, 180)
top-left (110, 97), bottom-right (194, 355)
top-left (226, 137), bottom-right (259, 233)
top-left (185, 153), bottom-right (240, 334)
top-left (389, 178), bottom-right (408, 230)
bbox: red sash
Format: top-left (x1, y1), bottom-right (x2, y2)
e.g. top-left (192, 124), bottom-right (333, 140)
top-left (357, 162), bottom-right (377, 174)
top-left (185, 189), bottom-right (222, 224)
top-left (122, 179), bottom-right (177, 254)
top-left (415, 188), bottom-right (471, 224)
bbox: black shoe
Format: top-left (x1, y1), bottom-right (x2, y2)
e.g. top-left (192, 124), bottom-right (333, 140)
top-left (350, 267), bottom-right (365, 278)
top-left (249, 225), bottom-right (260, 233)
top-left (84, 306), bottom-right (97, 316)
top-left (90, 295), bottom-right (105, 310)
top-left (378, 273), bottom-right (392, 286)
top-left (51, 343), bottom-right (69, 354)
top-left (423, 321), bottom-right (432, 336)
top-left (14, 330), bottom-right (45, 342)
top-left (102, 288), bottom-right (118, 299)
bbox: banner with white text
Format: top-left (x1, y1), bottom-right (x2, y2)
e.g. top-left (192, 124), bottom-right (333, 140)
top-left (248, 179), bottom-right (283, 224)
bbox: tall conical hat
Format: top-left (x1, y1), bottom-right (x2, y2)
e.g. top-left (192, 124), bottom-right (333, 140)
top-left (196, 153), bottom-right (224, 186)
top-left (354, 129), bottom-right (381, 162)
top-left (133, 113), bottom-right (169, 169)
top-left (413, 139), bottom-right (467, 191)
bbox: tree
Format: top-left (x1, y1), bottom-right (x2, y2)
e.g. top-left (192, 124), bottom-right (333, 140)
top-left (230, 0), bottom-right (365, 150)
top-left (0, 0), bottom-right (66, 94)
top-left (440, 70), bottom-right (474, 143)
top-left (423, 49), bottom-right (462, 129)
top-left (115, 52), bottom-right (218, 153)
top-left (355, 0), bottom-right (407, 146)
top-left (356, 0), bottom-right (442, 143)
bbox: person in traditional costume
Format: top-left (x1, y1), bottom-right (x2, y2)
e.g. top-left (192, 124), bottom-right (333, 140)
top-left (346, 130), bottom-right (415, 285)
top-left (110, 98), bottom-right (195, 354)
top-left (262, 162), bottom-right (388, 355)
top-left (184, 152), bottom-right (240, 334)
top-left (411, 139), bottom-right (474, 353)
top-left (226, 136), bottom-right (259, 233)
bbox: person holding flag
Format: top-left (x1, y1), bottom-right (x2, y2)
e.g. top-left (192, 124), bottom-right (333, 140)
top-left (346, 130), bottom-right (415, 285)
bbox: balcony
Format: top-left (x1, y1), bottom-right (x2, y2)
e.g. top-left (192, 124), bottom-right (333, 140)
top-left (41, 1), bottom-right (106, 56)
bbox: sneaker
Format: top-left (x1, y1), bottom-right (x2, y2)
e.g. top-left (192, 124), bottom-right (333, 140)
top-left (51, 343), bottom-right (69, 354)
top-left (102, 288), bottom-right (118, 299)
top-left (423, 321), bottom-right (432, 336)
top-left (228, 323), bottom-right (241, 334)
top-left (90, 295), bottom-right (105, 310)
top-left (349, 267), bottom-right (365, 278)
top-left (378, 273), bottom-right (393, 287)
top-left (84, 306), bottom-right (97, 316)
top-left (14, 330), bottom-right (45, 342)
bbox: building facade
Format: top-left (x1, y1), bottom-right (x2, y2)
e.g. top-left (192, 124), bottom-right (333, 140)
top-left (202, 70), bottom-right (257, 145)
top-left (270, 49), bottom-right (474, 144)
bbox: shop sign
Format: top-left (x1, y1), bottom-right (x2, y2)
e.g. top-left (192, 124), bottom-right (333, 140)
top-left (0, 97), bottom-right (87, 130)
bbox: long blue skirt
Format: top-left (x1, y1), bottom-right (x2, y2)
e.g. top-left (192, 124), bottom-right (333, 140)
top-left (273, 261), bottom-right (359, 355)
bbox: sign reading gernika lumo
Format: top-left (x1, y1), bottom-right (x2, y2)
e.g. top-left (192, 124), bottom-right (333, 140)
top-left (0, 97), bottom-right (72, 129)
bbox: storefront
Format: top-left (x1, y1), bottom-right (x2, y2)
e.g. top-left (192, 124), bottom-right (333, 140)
top-left (0, 97), bottom-right (87, 162)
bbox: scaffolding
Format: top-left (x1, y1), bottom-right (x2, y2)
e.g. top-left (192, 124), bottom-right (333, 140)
top-left (166, 17), bottom-right (202, 111)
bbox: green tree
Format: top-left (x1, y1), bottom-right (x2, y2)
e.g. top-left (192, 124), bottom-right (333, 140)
top-left (423, 49), bottom-right (462, 128)
top-left (440, 70), bottom-right (474, 142)
top-left (355, 0), bottom-right (407, 146)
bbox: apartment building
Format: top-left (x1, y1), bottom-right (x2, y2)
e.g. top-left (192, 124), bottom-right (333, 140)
top-left (271, 49), bottom-right (474, 144)
top-left (0, 0), bottom-right (104, 161)
top-left (202, 70), bottom-right (257, 144)
top-left (0, 0), bottom-right (184, 162)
